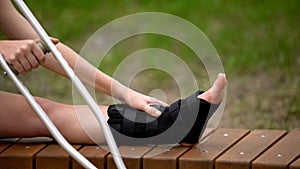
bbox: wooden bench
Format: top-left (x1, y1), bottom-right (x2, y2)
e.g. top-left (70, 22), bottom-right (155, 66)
top-left (0, 129), bottom-right (299, 169)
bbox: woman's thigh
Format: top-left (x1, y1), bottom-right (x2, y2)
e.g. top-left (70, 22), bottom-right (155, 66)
top-left (0, 91), bottom-right (108, 144)
top-left (0, 91), bottom-right (53, 137)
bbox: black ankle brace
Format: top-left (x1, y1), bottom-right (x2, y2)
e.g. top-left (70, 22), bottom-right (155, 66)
top-left (107, 91), bottom-right (220, 145)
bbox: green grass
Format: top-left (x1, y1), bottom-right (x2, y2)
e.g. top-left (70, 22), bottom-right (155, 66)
top-left (19, 0), bottom-right (299, 76)
top-left (1, 0), bottom-right (299, 129)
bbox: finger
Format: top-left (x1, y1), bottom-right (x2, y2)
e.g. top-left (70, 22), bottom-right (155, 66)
top-left (19, 55), bottom-right (32, 73)
top-left (149, 97), bottom-right (169, 107)
top-left (11, 61), bottom-right (25, 75)
top-left (144, 105), bottom-right (162, 117)
top-left (50, 37), bottom-right (59, 44)
top-left (31, 40), bottom-right (45, 63)
top-left (26, 52), bottom-right (39, 68)
top-left (6, 52), bottom-right (25, 74)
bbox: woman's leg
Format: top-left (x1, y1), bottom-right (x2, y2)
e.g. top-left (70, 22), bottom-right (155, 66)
top-left (107, 73), bottom-right (227, 145)
top-left (0, 91), bottom-right (49, 138)
top-left (0, 91), bottom-right (107, 144)
top-left (0, 73), bottom-right (226, 145)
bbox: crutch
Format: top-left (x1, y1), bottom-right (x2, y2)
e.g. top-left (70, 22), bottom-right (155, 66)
top-left (1, 0), bottom-right (127, 168)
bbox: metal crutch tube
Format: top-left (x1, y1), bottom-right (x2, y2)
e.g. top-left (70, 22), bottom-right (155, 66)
top-left (12, 0), bottom-right (126, 168)
top-left (0, 53), bottom-right (97, 169)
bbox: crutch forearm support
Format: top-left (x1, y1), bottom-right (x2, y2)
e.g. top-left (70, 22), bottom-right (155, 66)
top-left (11, 0), bottom-right (126, 168)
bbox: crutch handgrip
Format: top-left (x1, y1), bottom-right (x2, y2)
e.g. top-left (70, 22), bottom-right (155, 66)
top-left (36, 40), bottom-right (50, 54)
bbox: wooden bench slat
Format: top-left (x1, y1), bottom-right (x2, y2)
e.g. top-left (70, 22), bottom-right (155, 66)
top-left (36, 144), bottom-right (81, 169)
top-left (143, 146), bottom-right (190, 169)
top-left (215, 129), bottom-right (286, 169)
top-left (290, 157), bottom-right (300, 169)
top-left (179, 128), bottom-right (250, 169)
top-left (252, 130), bottom-right (300, 169)
top-left (0, 141), bottom-right (46, 169)
top-left (72, 145), bottom-right (109, 169)
top-left (0, 143), bottom-right (11, 154)
top-left (107, 146), bottom-right (153, 169)
top-left (0, 138), bottom-right (19, 153)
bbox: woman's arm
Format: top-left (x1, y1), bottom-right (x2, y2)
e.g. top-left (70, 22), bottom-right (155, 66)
top-left (0, 0), bottom-right (116, 95)
top-left (0, 0), bottom-right (40, 39)
top-left (0, 0), bottom-right (166, 116)
top-left (43, 43), bottom-right (167, 116)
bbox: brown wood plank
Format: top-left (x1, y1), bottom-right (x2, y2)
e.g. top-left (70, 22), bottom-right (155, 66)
top-left (0, 143), bottom-right (11, 154)
top-left (252, 130), bottom-right (300, 169)
top-left (179, 128), bottom-right (250, 169)
top-left (0, 141), bottom-right (46, 169)
top-left (215, 129), bottom-right (286, 169)
top-left (73, 145), bottom-right (109, 169)
top-left (107, 146), bottom-right (153, 169)
top-left (143, 145), bottom-right (190, 169)
top-left (198, 127), bottom-right (215, 142)
top-left (36, 144), bottom-right (81, 169)
top-left (290, 157), bottom-right (300, 169)
top-left (0, 138), bottom-right (19, 153)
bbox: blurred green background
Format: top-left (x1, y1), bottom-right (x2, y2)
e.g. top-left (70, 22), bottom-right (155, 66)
top-left (1, 0), bottom-right (299, 130)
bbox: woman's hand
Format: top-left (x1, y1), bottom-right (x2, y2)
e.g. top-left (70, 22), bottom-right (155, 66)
top-left (0, 39), bottom-right (58, 75)
top-left (120, 89), bottom-right (169, 117)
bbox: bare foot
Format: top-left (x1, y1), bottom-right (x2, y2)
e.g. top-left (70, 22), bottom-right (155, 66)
top-left (180, 74), bottom-right (227, 147)
top-left (197, 73), bottom-right (227, 104)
